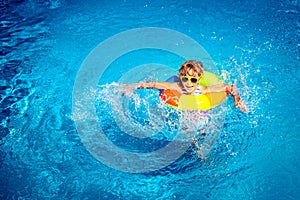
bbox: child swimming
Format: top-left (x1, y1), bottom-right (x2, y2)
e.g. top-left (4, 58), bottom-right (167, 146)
top-left (117, 60), bottom-right (247, 159)
top-left (122, 60), bottom-right (246, 112)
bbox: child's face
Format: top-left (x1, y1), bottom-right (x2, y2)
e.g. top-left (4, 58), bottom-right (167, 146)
top-left (180, 69), bottom-right (201, 94)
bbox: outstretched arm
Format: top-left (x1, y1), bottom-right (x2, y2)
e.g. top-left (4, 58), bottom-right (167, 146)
top-left (122, 82), bottom-right (179, 90)
top-left (225, 84), bottom-right (247, 112)
top-left (202, 84), bottom-right (247, 112)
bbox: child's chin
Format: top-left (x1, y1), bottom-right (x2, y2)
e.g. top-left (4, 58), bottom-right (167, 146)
top-left (185, 89), bottom-right (194, 93)
top-left (185, 87), bottom-right (194, 92)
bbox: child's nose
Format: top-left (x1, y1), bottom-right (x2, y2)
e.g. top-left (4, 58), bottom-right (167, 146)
top-left (187, 80), bottom-right (194, 84)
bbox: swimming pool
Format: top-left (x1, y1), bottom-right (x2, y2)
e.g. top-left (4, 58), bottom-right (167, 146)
top-left (1, 0), bottom-right (299, 199)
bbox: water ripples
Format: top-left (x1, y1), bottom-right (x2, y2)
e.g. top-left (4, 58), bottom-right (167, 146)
top-left (1, 0), bottom-right (299, 199)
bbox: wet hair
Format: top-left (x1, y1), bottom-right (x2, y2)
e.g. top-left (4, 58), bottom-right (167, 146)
top-left (179, 60), bottom-right (204, 77)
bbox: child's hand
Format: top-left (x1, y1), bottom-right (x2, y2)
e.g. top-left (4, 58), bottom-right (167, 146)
top-left (226, 84), bottom-right (248, 112)
top-left (233, 95), bottom-right (247, 112)
top-left (117, 84), bottom-right (135, 96)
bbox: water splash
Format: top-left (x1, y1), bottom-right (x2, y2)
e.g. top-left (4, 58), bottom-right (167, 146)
top-left (94, 83), bottom-right (226, 160)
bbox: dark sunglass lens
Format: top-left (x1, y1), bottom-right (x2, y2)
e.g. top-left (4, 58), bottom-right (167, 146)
top-left (182, 77), bottom-right (188, 82)
top-left (191, 78), bottom-right (198, 83)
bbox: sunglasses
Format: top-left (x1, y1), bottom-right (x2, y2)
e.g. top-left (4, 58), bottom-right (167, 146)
top-left (180, 76), bottom-right (200, 83)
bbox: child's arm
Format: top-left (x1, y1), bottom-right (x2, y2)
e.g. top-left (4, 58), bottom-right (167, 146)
top-left (118, 82), bottom-right (161, 97)
top-left (122, 82), bottom-right (179, 90)
top-left (202, 84), bottom-right (247, 112)
top-left (225, 84), bottom-right (247, 112)
top-left (201, 83), bottom-right (226, 93)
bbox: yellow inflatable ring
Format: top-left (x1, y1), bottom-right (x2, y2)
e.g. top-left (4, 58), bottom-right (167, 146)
top-left (160, 71), bottom-right (228, 110)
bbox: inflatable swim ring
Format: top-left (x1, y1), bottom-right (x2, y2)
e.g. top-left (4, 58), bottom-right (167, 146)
top-left (160, 71), bottom-right (227, 110)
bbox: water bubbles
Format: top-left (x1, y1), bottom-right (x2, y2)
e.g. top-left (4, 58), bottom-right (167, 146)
top-left (95, 83), bottom-right (173, 139)
top-left (94, 82), bottom-right (221, 150)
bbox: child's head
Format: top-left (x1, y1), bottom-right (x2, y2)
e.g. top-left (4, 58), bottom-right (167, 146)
top-left (179, 60), bottom-right (204, 77)
top-left (178, 60), bottom-right (204, 94)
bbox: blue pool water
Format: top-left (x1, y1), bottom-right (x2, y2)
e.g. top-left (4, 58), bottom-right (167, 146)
top-left (1, 0), bottom-right (300, 199)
